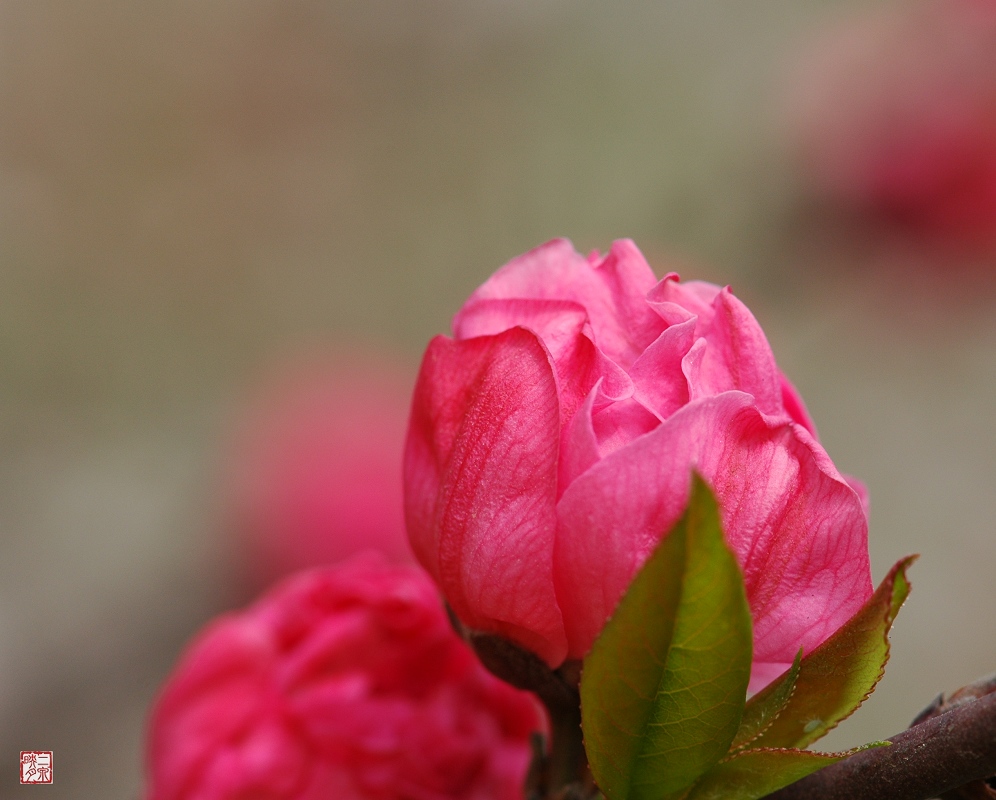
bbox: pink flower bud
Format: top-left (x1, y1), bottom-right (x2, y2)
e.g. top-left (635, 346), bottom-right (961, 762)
top-left (786, 0), bottom-right (996, 245)
top-left (221, 352), bottom-right (415, 587)
top-left (145, 557), bottom-right (543, 800)
top-left (404, 239), bottom-right (872, 690)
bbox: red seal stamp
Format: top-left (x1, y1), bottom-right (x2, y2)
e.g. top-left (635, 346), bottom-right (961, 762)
top-left (20, 751), bottom-right (53, 784)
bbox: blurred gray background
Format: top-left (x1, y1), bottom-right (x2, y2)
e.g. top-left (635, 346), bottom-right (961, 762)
top-left (2, 1), bottom-right (994, 797)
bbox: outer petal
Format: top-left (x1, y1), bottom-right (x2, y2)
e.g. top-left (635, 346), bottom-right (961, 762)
top-left (404, 328), bottom-right (567, 665)
top-left (780, 372), bottom-right (820, 438)
top-left (464, 239), bottom-right (664, 369)
top-left (145, 616), bottom-right (274, 800)
top-left (146, 559), bottom-right (545, 800)
top-left (554, 393), bottom-right (871, 684)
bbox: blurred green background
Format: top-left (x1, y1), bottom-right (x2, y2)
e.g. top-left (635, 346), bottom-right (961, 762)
top-left (2, 1), bottom-right (995, 796)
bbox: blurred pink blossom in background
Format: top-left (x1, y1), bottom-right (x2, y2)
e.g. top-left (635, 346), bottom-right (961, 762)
top-left (221, 350), bottom-right (415, 588)
top-left (405, 239), bottom-right (871, 691)
top-left (786, 0), bottom-right (996, 246)
top-left (145, 557), bottom-right (544, 800)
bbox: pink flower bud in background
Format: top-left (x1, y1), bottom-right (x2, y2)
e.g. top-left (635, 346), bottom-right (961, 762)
top-left (145, 557), bottom-right (544, 800)
top-left (221, 351), bottom-right (414, 588)
top-left (404, 239), bottom-right (872, 691)
top-left (786, 0), bottom-right (996, 245)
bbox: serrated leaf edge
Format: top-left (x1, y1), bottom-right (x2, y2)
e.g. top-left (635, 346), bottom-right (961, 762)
top-left (798, 555), bottom-right (917, 744)
top-left (720, 740), bottom-right (890, 764)
top-left (681, 742), bottom-right (890, 800)
top-left (580, 475), bottom-right (754, 800)
top-left (730, 650), bottom-right (803, 754)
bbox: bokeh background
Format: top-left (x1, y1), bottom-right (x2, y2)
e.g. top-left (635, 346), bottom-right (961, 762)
top-left (2, 0), bottom-right (996, 796)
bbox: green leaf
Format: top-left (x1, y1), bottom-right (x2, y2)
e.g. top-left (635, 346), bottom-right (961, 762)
top-left (580, 474), bottom-right (753, 800)
top-left (748, 556), bottom-right (916, 750)
top-left (683, 744), bottom-right (884, 800)
top-left (730, 650), bottom-right (802, 752)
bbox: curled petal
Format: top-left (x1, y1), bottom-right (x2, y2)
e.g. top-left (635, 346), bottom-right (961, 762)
top-left (146, 617), bottom-right (274, 799)
top-left (647, 273), bottom-right (722, 328)
top-left (465, 239), bottom-right (664, 368)
top-left (628, 317), bottom-right (697, 420)
top-left (559, 385), bottom-right (602, 497)
top-left (691, 287), bottom-right (784, 417)
top-left (453, 297), bottom-right (629, 425)
top-left (780, 372), bottom-right (820, 438)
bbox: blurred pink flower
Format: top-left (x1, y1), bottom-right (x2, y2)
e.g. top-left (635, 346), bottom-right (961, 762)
top-left (786, 0), bottom-right (996, 244)
top-left (145, 557), bottom-right (544, 800)
top-left (222, 351), bottom-right (414, 586)
top-left (405, 239), bottom-right (871, 690)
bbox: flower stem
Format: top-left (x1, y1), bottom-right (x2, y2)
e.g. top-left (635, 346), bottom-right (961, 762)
top-left (456, 623), bottom-right (597, 798)
top-left (765, 673), bottom-right (996, 800)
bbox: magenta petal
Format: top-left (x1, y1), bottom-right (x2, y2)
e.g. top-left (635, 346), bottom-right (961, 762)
top-left (404, 329), bottom-right (567, 665)
top-left (554, 392), bottom-right (871, 677)
top-left (146, 617), bottom-right (272, 799)
top-left (709, 419), bottom-right (871, 669)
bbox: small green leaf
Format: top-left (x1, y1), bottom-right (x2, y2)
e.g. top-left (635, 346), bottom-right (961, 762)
top-left (683, 745), bottom-right (884, 800)
top-left (748, 556), bottom-right (916, 750)
top-left (580, 474), bottom-right (753, 800)
top-left (730, 650), bottom-right (802, 752)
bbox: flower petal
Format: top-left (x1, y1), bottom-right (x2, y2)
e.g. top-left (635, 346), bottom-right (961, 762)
top-left (627, 317), bottom-right (697, 420)
top-left (404, 328), bottom-right (567, 665)
top-left (646, 273), bottom-right (722, 328)
top-left (554, 392), bottom-right (871, 683)
top-left (691, 287), bottom-right (784, 417)
top-left (453, 297), bottom-right (628, 426)
top-left (780, 372), bottom-right (820, 438)
top-left (559, 385), bottom-right (602, 497)
top-left (464, 239), bottom-right (664, 369)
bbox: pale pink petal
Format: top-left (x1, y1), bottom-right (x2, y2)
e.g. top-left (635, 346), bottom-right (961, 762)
top-left (554, 393), bottom-right (871, 681)
top-left (691, 287), bottom-right (784, 417)
top-left (586, 240), bottom-right (668, 365)
top-left (628, 317), bottom-right (697, 420)
top-left (465, 239), bottom-right (664, 369)
top-left (404, 329), bottom-right (567, 665)
top-left (647, 273), bottom-right (722, 329)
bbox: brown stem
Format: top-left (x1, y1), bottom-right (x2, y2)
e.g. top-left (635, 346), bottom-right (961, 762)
top-left (444, 609), bottom-right (596, 799)
top-left (765, 679), bottom-right (996, 800)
